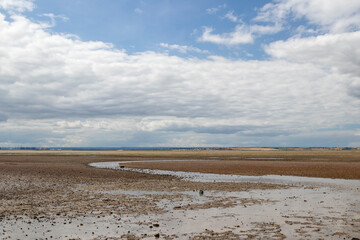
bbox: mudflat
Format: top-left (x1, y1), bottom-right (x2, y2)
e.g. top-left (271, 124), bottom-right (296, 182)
top-left (122, 158), bottom-right (360, 180)
top-left (1, 149), bottom-right (360, 239)
top-left (118, 148), bottom-right (360, 179)
top-left (1, 149), bottom-right (360, 179)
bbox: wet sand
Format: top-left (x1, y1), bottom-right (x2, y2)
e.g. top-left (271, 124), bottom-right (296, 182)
top-left (1, 150), bottom-right (360, 239)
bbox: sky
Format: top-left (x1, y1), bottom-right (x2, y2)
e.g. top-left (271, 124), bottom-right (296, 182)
top-left (0, 0), bottom-right (359, 148)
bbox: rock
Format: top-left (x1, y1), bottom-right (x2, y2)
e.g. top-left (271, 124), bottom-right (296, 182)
top-left (153, 223), bottom-right (160, 227)
top-left (120, 166), bottom-right (125, 168)
top-left (199, 190), bottom-right (204, 196)
top-left (154, 233), bottom-right (160, 238)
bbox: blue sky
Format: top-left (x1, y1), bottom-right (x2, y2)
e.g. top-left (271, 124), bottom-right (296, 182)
top-left (0, 0), bottom-right (360, 147)
top-left (27, 0), bottom-right (291, 58)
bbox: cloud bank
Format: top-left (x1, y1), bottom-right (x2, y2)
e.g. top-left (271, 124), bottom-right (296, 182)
top-left (0, 0), bottom-right (359, 147)
top-left (0, 0), bottom-right (34, 13)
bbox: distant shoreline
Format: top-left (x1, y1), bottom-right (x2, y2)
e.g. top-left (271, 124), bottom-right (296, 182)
top-left (0, 146), bottom-right (358, 151)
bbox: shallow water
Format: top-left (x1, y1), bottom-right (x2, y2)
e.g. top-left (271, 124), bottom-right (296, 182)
top-left (89, 160), bottom-right (360, 189)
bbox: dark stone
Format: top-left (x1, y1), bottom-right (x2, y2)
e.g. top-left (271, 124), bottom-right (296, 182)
top-left (199, 190), bottom-right (204, 196)
top-left (154, 233), bottom-right (160, 238)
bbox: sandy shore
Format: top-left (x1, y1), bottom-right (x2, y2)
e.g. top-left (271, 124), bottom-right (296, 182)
top-left (1, 150), bottom-right (360, 239)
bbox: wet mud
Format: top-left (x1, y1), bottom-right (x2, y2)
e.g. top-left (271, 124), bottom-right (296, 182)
top-left (1, 152), bottom-right (360, 239)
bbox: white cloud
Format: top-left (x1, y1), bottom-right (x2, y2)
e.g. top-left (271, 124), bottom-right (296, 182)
top-left (0, 11), bottom-right (358, 125)
top-left (206, 4), bottom-right (227, 14)
top-left (41, 13), bottom-right (68, 21)
top-left (197, 22), bottom-right (283, 46)
top-left (0, 0), bottom-right (34, 13)
top-left (38, 13), bottom-right (68, 27)
top-left (201, 0), bottom-right (360, 46)
top-left (224, 10), bottom-right (240, 23)
top-left (257, 0), bottom-right (360, 100)
top-left (265, 31), bottom-right (360, 98)
top-left (255, 0), bottom-right (360, 33)
top-left (0, 2), bottom-right (359, 147)
top-left (201, 7), bottom-right (283, 46)
top-left (159, 43), bottom-right (209, 54)
top-left (198, 25), bottom-right (253, 45)
top-left (250, 23), bottom-right (282, 35)
top-left (294, 25), bottom-right (319, 37)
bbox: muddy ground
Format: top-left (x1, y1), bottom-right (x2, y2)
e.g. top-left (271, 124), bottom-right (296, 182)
top-left (0, 150), bottom-right (359, 239)
top-left (0, 153), bottom-right (282, 218)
